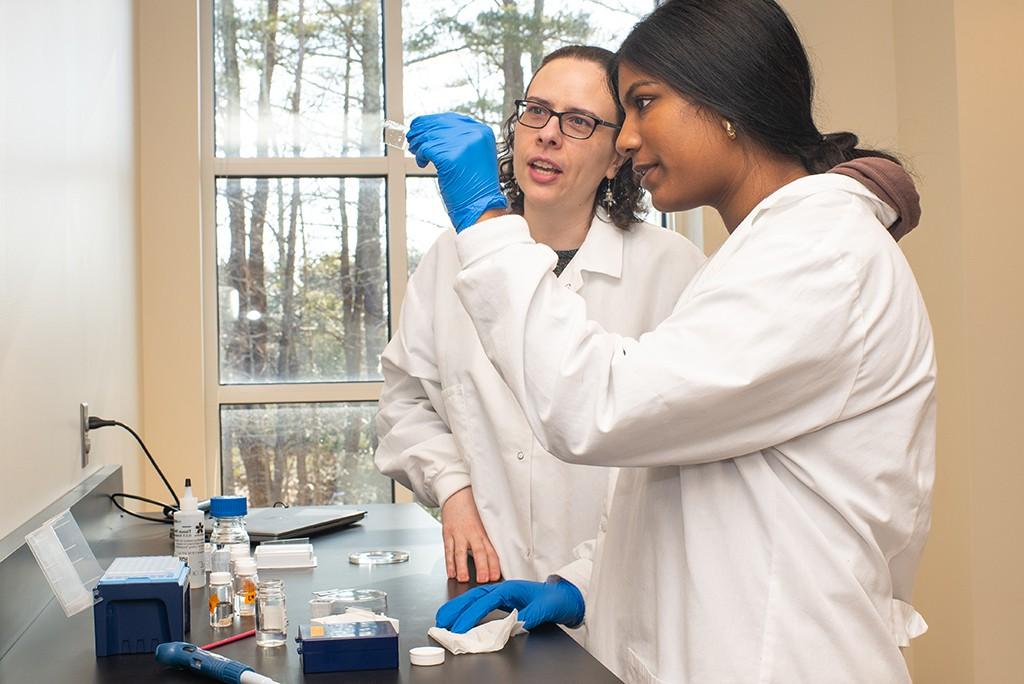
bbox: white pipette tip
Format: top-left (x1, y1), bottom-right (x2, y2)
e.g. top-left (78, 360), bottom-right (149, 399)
top-left (240, 671), bottom-right (281, 684)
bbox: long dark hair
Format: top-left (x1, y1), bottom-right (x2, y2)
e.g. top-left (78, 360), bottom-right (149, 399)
top-left (497, 45), bottom-right (646, 229)
top-left (615, 0), bottom-right (900, 173)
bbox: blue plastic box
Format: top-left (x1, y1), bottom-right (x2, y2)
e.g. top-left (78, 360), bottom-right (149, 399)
top-left (296, 621), bottom-right (399, 673)
top-left (92, 557), bottom-right (190, 657)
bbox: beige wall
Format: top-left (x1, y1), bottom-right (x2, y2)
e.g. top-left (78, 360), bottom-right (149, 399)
top-left (137, 1), bottom-right (209, 502)
top-left (951, 2), bottom-right (1024, 681)
top-left (0, 0), bottom-right (141, 539)
top-left (892, 2), bottom-right (976, 681)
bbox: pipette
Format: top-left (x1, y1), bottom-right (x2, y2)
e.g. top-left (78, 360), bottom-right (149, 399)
top-left (155, 642), bottom-right (280, 684)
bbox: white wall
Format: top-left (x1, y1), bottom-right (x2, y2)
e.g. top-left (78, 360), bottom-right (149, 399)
top-left (0, 0), bottom-right (141, 539)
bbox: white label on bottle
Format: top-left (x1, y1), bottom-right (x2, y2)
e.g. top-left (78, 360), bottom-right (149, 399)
top-left (174, 520), bottom-right (205, 576)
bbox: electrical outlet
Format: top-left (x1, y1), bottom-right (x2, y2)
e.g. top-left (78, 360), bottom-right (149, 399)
top-left (80, 402), bottom-right (90, 467)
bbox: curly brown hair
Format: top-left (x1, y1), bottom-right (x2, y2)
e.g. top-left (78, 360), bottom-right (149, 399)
top-left (496, 45), bottom-right (647, 230)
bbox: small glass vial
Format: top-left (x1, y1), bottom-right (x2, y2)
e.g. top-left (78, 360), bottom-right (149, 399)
top-left (233, 558), bottom-right (259, 617)
top-left (209, 571), bottom-right (234, 628)
top-left (382, 119), bottom-right (408, 150)
top-left (255, 579), bottom-right (287, 647)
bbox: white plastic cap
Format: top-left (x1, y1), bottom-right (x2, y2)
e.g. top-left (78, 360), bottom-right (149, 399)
top-left (409, 646), bottom-right (445, 666)
top-left (180, 478), bottom-right (198, 513)
top-left (210, 571), bottom-right (231, 585)
top-left (235, 558), bottom-right (258, 575)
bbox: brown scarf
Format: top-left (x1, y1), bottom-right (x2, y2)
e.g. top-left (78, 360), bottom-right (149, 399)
top-left (829, 158), bottom-right (921, 241)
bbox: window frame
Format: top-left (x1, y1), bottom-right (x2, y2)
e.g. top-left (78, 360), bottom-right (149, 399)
top-left (195, 0), bottom-right (703, 503)
top-left (198, 0), bottom-right (427, 503)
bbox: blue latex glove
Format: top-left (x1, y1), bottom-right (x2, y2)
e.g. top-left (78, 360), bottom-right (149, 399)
top-left (435, 577), bottom-right (585, 634)
top-left (407, 112), bottom-right (508, 232)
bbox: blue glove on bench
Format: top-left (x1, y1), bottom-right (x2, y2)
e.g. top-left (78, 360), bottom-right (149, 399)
top-left (435, 577), bottom-right (585, 634)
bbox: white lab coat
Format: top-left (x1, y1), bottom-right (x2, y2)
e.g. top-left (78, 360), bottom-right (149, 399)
top-left (452, 174), bottom-right (936, 683)
top-left (376, 212), bottom-right (706, 581)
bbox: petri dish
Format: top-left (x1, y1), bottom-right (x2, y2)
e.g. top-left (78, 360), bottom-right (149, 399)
top-left (311, 588), bottom-right (388, 615)
top-left (348, 550), bottom-right (409, 566)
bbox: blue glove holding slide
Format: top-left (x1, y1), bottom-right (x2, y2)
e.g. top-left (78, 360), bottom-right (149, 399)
top-left (435, 577), bottom-right (585, 634)
top-left (407, 113), bottom-right (508, 232)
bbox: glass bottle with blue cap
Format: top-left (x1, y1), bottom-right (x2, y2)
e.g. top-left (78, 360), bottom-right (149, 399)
top-left (209, 496), bottom-right (250, 575)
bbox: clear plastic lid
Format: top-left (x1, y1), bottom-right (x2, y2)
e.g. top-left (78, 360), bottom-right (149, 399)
top-left (309, 588), bottom-right (388, 616)
top-left (254, 539), bottom-right (317, 569)
top-left (23, 509), bottom-right (104, 617)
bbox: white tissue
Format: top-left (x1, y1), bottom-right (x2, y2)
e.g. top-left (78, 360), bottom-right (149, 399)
top-left (311, 607), bottom-right (399, 633)
top-left (427, 609), bottom-right (527, 655)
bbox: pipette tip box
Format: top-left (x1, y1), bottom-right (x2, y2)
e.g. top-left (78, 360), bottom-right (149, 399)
top-left (93, 556), bottom-right (190, 656)
top-left (296, 621), bottom-right (399, 673)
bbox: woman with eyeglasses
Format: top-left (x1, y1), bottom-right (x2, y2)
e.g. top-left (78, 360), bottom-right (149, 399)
top-left (376, 45), bottom-right (705, 586)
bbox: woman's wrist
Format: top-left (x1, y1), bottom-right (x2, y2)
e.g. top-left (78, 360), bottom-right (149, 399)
top-left (476, 207), bottom-right (510, 224)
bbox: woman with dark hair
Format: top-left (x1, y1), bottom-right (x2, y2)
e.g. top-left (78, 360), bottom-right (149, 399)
top-left (376, 46), bottom-right (704, 587)
top-left (408, 1), bottom-right (934, 682)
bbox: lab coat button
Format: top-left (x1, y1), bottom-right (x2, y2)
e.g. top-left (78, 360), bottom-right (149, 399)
top-left (516, 450), bottom-right (525, 461)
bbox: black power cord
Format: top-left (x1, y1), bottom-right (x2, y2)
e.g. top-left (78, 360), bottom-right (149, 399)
top-left (88, 416), bottom-right (181, 524)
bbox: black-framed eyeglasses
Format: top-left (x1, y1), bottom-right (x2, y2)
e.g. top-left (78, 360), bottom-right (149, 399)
top-left (513, 99), bottom-right (621, 140)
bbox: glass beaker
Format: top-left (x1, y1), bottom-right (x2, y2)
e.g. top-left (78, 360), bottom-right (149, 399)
top-left (256, 579), bottom-right (287, 647)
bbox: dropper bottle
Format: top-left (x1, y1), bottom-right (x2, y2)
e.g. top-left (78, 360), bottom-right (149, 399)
top-left (173, 478), bottom-right (206, 589)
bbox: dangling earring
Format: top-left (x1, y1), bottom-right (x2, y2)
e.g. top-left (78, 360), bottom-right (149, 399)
top-left (602, 178), bottom-right (616, 210)
top-left (506, 175), bottom-right (523, 202)
top-left (723, 119), bottom-right (737, 140)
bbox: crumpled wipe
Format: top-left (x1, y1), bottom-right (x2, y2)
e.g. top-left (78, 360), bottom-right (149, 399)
top-left (427, 609), bottom-right (527, 654)
top-left (312, 607), bottom-right (400, 633)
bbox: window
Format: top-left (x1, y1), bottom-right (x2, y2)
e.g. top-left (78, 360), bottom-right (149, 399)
top-left (203, 0), bottom-right (667, 507)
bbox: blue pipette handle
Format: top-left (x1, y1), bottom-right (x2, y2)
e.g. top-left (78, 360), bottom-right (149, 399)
top-left (155, 642), bottom-right (275, 684)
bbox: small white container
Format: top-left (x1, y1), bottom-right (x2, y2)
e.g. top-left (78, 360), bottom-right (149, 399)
top-left (410, 646), bottom-right (445, 666)
top-left (254, 540), bottom-right (317, 569)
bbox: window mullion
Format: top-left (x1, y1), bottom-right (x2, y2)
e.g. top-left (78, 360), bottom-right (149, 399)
top-left (199, 0), bottom-right (222, 495)
top-left (212, 157), bottom-right (389, 177)
top-left (219, 383), bottom-right (383, 405)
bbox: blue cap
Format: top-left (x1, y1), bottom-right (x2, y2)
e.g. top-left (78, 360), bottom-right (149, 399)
top-left (209, 495), bottom-right (247, 517)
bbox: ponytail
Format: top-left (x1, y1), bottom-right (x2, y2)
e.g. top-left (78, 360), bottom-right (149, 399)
top-left (800, 131), bottom-right (902, 174)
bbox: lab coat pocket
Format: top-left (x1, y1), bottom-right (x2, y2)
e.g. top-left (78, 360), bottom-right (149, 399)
top-left (625, 647), bottom-right (667, 684)
top-left (442, 384), bottom-right (481, 464)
